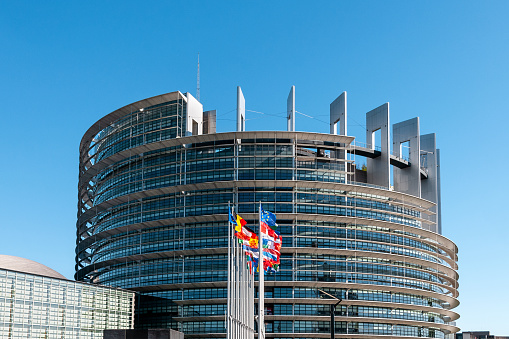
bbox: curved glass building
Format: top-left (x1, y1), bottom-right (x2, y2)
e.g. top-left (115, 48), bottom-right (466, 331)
top-left (76, 90), bottom-right (459, 338)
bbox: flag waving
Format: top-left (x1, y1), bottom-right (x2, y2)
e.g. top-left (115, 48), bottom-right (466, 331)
top-left (229, 208), bottom-right (258, 273)
top-left (235, 215), bottom-right (247, 232)
top-left (261, 207), bottom-right (278, 230)
top-left (260, 207), bottom-right (282, 272)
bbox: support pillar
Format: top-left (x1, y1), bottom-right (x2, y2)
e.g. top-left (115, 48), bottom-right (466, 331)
top-left (237, 87), bottom-right (245, 132)
top-left (420, 133), bottom-right (439, 233)
top-left (330, 92), bottom-right (347, 163)
top-left (287, 86), bottom-right (295, 132)
top-left (437, 149), bottom-right (442, 235)
top-left (330, 92), bottom-right (347, 135)
top-left (393, 117), bottom-right (421, 196)
top-left (366, 103), bottom-right (390, 188)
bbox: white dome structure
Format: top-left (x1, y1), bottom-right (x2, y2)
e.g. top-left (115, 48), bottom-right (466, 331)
top-left (0, 255), bottom-right (66, 279)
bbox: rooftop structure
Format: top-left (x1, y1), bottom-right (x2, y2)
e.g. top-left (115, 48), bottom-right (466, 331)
top-left (0, 255), bottom-right (66, 280)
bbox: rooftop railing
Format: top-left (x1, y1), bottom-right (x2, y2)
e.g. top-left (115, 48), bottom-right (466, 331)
top-left (351, 141), bottom-right (381, 152)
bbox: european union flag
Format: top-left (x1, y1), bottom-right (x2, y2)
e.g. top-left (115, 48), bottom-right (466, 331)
top-left (261, 207), bottom-right (278, 229)
top-left (229, 210), bottom-right (236, 224)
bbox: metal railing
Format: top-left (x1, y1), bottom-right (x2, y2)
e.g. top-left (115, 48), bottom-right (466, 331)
top-left (351, 141), bottom-right (381, 152)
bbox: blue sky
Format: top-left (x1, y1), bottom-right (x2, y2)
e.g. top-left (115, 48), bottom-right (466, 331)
top-left (1, 1), bottom-right (508, 334)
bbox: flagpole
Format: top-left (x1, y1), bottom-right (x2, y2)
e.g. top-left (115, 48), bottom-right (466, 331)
top-left (227, 202), bottom-right (231, 339)
top-left (240, 243), bottom-right (244, 339)
top-left (235, 221), bottom-right (240, 338)
top-left (249, 271), bottom-right (254, 339)
top-left (250, 260), bottom-right (255, 339)
top-left (233, 220), bottom-right (236, 339)
top-left (233, 222), bottom-right (236, 338)
top-left (258, 202), bottom-right (265, 339)
top-left (243, 248), bottom-right (247, 339)
top-left (244, 253), bottom-right (247, 339)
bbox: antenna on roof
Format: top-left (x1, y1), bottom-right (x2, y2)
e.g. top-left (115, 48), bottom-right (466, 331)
top-left (196, 53), bottom-right (200, 102)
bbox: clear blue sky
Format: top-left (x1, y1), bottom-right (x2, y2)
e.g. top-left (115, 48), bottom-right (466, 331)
top-left (1, 1), bottom-right (508, 334)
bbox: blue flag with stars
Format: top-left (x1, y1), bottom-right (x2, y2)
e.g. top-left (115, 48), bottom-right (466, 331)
top-left (228, 210), bottom-right (236, 224)
top-left (261, 207), bottom-right (278, 230)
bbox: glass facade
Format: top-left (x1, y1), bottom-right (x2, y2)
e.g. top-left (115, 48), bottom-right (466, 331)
top-left (0, 268), bottom-right (134, 339)
top-left (77, 92), bottom-right (459, 339)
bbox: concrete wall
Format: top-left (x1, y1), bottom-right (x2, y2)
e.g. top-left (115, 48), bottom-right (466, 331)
top-left (287, 86), bottom-right (295, 131)
top-left (330, 92), bottom-right (347, 135)
top-left (366, 103), bottom-right (390, 188)
top-left (393, 117), bottom-right (421, 196)
top-left (420, 133), bottom-right (439, 233)
top-left (185, 93), bottom-right (203, 136)
top-left (330, 92), bottom-right (347, 161)
top-left (203, 110), bottom-right (216, 134)
top-left (437, 148), bottom-right (442, 234)
top-left (237, 86), bottom-right (245, 132)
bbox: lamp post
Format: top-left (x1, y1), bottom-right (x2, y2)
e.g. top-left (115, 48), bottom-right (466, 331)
top-left (318, 289), bottom-right (342, 339)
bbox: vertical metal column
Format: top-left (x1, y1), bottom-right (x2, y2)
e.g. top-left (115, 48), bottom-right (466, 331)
top-left (330, 304), bottom-right (334, 339)
top-left (227, 202), bottom-right (231, 339)
top-left (258, 203), bottom-right (265, 339)
top-left (237, 87), bottom-right (245, 132)
top-left (330, 92), bottom-right (347, 135)
top-left (365, 103), bottom-right (390, 188)
top-left (318, 289), bottom-right (342, 339)
top-left (420, 133), bottom-right (439, 233)
top-left (287, 86), bottom-right (295, 132)
top-left (250, 264), bottom-right (255, 339)
top-left (235, 233), bottom-right (239, 338)
top-left (240, 247), bottom-right (244, 339)
top-left (330, 92), bottom-right (347, 162)
top-left (393, 117), bottom-right (421, 196)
